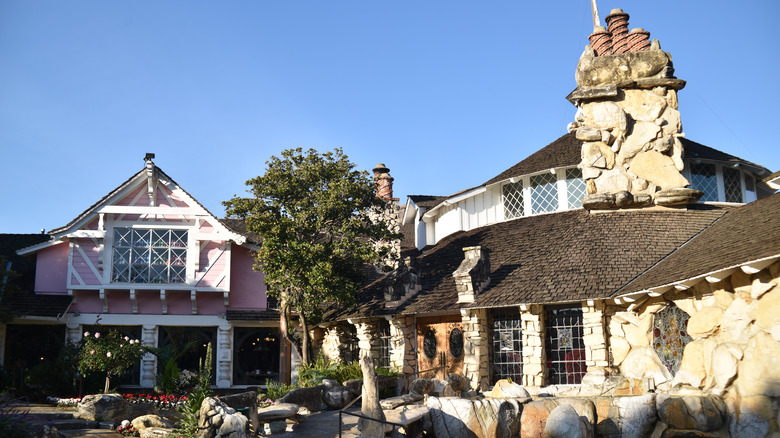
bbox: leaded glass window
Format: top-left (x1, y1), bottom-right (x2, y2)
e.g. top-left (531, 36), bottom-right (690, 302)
top-left (423, 329), bottom-right (437, 359)
top-left (449, 328), bottom-right (464, 359)
top-left (566, 168), bottom-right (586, 209)
top-left (690, 163), bottom-right (718, 202)
top-left (502, 181), bottom-right (524, 219)
top-left (653, 303), bottom-right (692, 375)
top-left (530, 173), bottom-right (559, 214)
top-left (545, 307), bottom-right (585, 385)
top-left (112, 228), bottom-right (187, 284)
top-left (723, 167), bottom-right (743, 203)
top-left (492, 308), bottom-right (522, 384)
top-left (378, 320), bottom-right (391, 369)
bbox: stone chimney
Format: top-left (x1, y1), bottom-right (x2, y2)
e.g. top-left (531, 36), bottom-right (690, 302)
top-left (453, 246), bottom-right (490, 304)
top-left (383, 257), bottom-right (420, 308)
top-left (569, 9), bottom-right (702, 210)
top-left (373, 163), bottom-right (394, 201)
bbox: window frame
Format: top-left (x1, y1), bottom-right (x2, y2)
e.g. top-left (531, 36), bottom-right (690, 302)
top-left (109, 226), bottom-right (190, 285)
top-left (544, 306), bottom-right (586, 385)
top-left (500, 167), bottom-right (585, 222)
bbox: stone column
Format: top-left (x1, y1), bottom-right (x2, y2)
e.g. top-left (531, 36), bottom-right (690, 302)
top-left (65, 322), bottom-right (81, 344)
top-left (320, 323), bottom-right (352, 363)
top-left (140, 324), bottom-right (158, 388)
top-left (388, 316), bottom-right (415, 374)
top-left (461, 308), bottom-right (489, 390)
top-left (352, 318), bottom-right (381, 365)
top-left (217, 324), bottom-right (232, 388)
top-left (583, 301), bottom-right (610, 368)
top-left (521, 305), bottom-right (545, 387)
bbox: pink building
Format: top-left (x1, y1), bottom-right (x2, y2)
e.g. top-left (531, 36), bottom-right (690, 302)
top-left (6, 154), bottom-right (291, 389)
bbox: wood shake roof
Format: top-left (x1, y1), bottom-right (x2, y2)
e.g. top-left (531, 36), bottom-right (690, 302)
top-left (331, 204), bottom-right (730, 320)
top-left (619, 193), bottom-right (780, 295)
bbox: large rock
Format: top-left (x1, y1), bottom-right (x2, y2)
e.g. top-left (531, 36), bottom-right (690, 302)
top-left (489, 379), bottom-right (530, 399)
top-left (427, 396), bottom-right (518, 438)
top-left (380, 393), bottom-right (424, 410)
top-left (617, 394), bottom-right (658, 438)
top-left (657, 396), bottom-right (725, 432)
top-left (756, 288), bottom-right (780, 337)
top-left (737, 331), bottom-right (780, 396)
top-left (445, 373), bottom-right (468, 393)
top-left (75, 393), bottom-right (129, 424)
top-left (709, 343), bottom-right (741, 393)
top-left (685, 306), bottom-right (724, 339)
top-left (575, 48), bottom-right (673, 88)
top-left (727, 395), bottom-right (774, 437)
top-left (721, 297), bottom-right (754, 345)
top-left (520, 399), bottom-right (556, 438)
top-left (323, 383), bottom-right (354, 410)
top-left (256, 403), bottom-right (299, 423)
top-left (218, 391), bottom-right (258, 433)
top-left (621, 346), bottom-right (672, 385)
top-left (629, 151), bottom-right (689, 191)
top-left (197, 397), bottom-right (248, 438)
top-left (131, 414), bottom-right (173, 430)
top-left (621, 89), bottom-right (667, 122)
top-left (278, 385), bottom-right (324, 412)
top-left (409, 378), bottom-right (434, 395)
top-left (544, 404), bottom-right (591, 438)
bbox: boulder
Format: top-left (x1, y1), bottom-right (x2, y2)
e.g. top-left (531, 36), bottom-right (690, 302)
top-left (131, 414), bottom-right (173, 430)
top-left (380, 393), bottom-right (424, 410)
top-left (520, 399), bottom-right (556, 438)
top-left (256, 403), bottom-right (299, 422)
top-left (727, 395), bottom-right (774, 437)
top-left (343, 379), bottom-right (363, 396)
top-left (197, 397), bottom-right (248, 438)
top-left (427, 396), bottom-right (517, 438)
top-left (409, 378), bottom-right (435, 395)
top-left (433, 379), bottom-right (457, 397)
top-left (629, 152), bottom-right (690, 192)
top-left (218, 391), bottom-right (259, 433)
top-left (657, 396), bottom-right (725, 432)
top-left (445, 373), bottom-right (468, 393)
top-left (140, 428), bottom-right (171, 438)
top-left (617, 394), bottom-right (657, 438)
top-left (737, 332), bottom-right (780, 396)
top-left (278, 385), bottom-right (324, 412)
top-left (75, 393), bottom-right (129, 424)
top-left (489, 379), bottom-right (530, 399)
top-left (263, 421), bottom-right (287, 434)
top-left (323, 383), bottom-right (354, 410)
top-left (544, 404), bottom-right (591, 438)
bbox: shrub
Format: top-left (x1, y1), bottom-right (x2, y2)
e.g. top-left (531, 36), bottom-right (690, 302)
top-left (79, 330), bottom-right (147, 394)
top-left (296, 354), bottom-right (337, 387)
top-left (0, 391), bottom-right (39, 438)
top-left (172, 343), bottom-right (213, 438)
top-left (262, 379), bottom-right (294, 401)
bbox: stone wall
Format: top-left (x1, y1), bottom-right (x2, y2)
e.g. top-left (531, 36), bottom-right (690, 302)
top-left (521, 305), bottom-right (545, 387)
top-left (388, 316), bottom-right (415, 374)
top-left (353, 318), bottom-right (382, 365)
top-left (319, 322), bottom-right (356, 364)
top-left (606, 261), bottom-right (780, 434)
top-left (461, 308), bottom-right (489, 390)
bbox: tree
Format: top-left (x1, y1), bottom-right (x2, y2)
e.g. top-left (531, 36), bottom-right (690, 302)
top-left (224, 148), bottom-right (399, 365)
top-left (79, 330), bottom-right (147, 394)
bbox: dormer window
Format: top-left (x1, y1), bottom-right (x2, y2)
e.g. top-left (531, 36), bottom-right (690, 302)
top-left (502, 181), bottom-right (524, 219)
top-left (529, 173), bottom-right (558, 214)
top-left (687, 161), bottom-right (755, 204)
top-left (689, 162), bottom-right (718, 202)
top-left (112, 228), bottom-right (187, 284)
top-left (566, 169), bottom-right (586, 209)
top-left (500, 167), bottom-right (585, 221)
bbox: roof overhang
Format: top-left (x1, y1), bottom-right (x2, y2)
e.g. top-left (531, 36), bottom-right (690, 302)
top-left (614, 254), bottom-right (780, 307)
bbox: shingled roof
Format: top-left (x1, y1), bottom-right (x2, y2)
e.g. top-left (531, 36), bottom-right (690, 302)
top-left (618, 193), bottom-right (780, 295)
top-left (483, 132), bottom-right (581, 186)
top-left (328, 204), bottom-right (730, 320)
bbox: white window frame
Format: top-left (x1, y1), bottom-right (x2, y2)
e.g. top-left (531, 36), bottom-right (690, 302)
top-left (107, 225), bottom-right (192, 285)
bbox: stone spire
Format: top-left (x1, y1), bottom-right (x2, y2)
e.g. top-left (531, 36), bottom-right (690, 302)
top-left (568, 9), bottom-right (702, 210)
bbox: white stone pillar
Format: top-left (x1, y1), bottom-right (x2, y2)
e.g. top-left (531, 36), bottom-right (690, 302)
top-left (140, 324), bottom-right (158, 388)
top-left (388, 316), bottom-right (415, 374)
top-left (352, 318), bottom-right (380, 364)
top-left (216, 324), bottom-right (233, 388)
top-left (461, 308), bottom-right (489, 390)
top-left (582, 301), bottom-right (609, 367)
top-left (66, 322), bottom-right (81, 345)
top-left (521, 305), bottom-right (545, 387)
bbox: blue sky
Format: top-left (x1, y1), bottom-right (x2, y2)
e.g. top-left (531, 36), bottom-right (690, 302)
top-left (2, 1), bottom-right (778, 233)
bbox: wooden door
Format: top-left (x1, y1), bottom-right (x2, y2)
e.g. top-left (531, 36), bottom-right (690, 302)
top-left (416, 315), bottom-right (464, 379)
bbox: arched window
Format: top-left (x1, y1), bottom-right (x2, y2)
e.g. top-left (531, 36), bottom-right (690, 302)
top-left (653, 303), bottom-right (692, 375)
top-left (449, 328), bottom-right (464, 359)
top-left (423, 329), bottom-right (437, 359)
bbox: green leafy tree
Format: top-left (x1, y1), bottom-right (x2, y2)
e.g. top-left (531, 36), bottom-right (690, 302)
top-left (224, 148), bottom-right (399, 364)
top-left (79, 330), bottom-right (147, 394)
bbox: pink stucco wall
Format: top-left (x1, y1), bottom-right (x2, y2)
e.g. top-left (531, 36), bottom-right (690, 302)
top-left (34, 244), bottom-right (68, 294)
top-left (227, 245), bottom-right (266, 309)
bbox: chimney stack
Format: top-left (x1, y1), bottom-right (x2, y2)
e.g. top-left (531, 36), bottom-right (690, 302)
top-left (373, 163), bottom-right (394, 201)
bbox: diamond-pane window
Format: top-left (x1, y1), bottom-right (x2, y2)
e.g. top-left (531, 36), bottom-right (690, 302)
top-left (530, 173), bottom-right (559, 214)
top-left (491, 308), bottom-right (522, 384)
top-left (545, 307), bottom-right (585, 385)
top-left (502, 181), bottom-right (524, 219)
top-left (690, 163), bottom-right (718, 202)
top-left (723, 167), bottom-right (743, 203)
top-left (566, 168), bottom-right (586, 209)
top-left (112, 228), bottom-right (187, 284)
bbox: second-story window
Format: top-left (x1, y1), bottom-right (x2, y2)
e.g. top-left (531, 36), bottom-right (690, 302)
top-left (502, 181), bottom-right (524, 219)
top-left (566, 168), bottom-right (586, 209)
top-left (112, 228), bottom-right (187, 284)
top-left (689, 163), bottom-right (719, 202)
top-left (722, 167), bottom-right (743, 203)
top-left (530, 173), bottom-right (558, 214)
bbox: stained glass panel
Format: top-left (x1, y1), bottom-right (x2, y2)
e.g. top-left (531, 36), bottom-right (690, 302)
top-left (653, 303), bottom-right (692, 375)
top-left (546, 307), bottom-right (585, 385)
top-left (491, 308), bottom-right (522, 384)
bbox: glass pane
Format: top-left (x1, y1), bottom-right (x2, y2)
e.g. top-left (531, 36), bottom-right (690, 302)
top-left (132, 248), bottom-right (150, 265)
top-left (150, 265), bottom-right (167, 283)
top-left (423, 329), bottom-right (437, 359)
top-left (566, 168), bottom-right (586, 209)
top-left (132, 230), bottom-right (151, 248)
top-left (491, 308), bottom-right (522, 384)
top-left (151, 230), bottom-right (169, 248)
top-left (502, 181), bottom-right (524, 219)
top-left (113, 248), bottom-right (130, 265)
top-left (690, 163), bottom-right (718, 202)
top-left (723, 167), bottom-right (743, 203)
top-left (653, 304), bottom-right (692, 375)
top-left (449, 328), bottom-right (464, 359)
top-left (530, 173), bottom-right (559, 214)
top-left (545, 308), bottom-right (585, 385)
top-left (170, 266), bottom-right (186, 283)
top-left (131, 265), bottom-right (149, 283)
top-left (170, 249), bottom-right (186, 266)
top-left (170, 230), bottom-right (188, 248)
top-left (151, 249), bottom-right (167, 266)
top-left (114, 228), bottom-right (132, 247)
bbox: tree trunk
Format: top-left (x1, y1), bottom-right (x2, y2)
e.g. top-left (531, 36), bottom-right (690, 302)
top-left (358, 353), bottom-right (385, 437)
top-left (104, 375), bottom-right (111, 394)
top-left (299, 312), bottom-right (312, 365)
top-left (279, 296), bottom-right (305, 365)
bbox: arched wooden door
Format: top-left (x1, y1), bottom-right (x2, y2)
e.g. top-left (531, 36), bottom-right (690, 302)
top-left (416, 315), bottom-right (464, 379)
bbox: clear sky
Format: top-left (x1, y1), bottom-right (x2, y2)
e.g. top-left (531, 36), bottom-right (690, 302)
top-left (2, 0), bottom-right (778, 233)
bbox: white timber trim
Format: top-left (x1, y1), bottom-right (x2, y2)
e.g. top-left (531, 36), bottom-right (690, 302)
top-left (160, 290), bottom-right (168, 314)
top-left (99, 289), bottom-right (108, 312)
top-left (97, 206), bottom-right (202, 216)
top-left (16, 239), bottom-right (64, 256)
top-left (191, 290), bottom-right (197, 314)
top-left (75, 242), bottom-right (102, 282)
top-left (68, 289), bottom-right (77, 304)
top-left (130, 289), bottom-right (138, 314)
top-left (67, 242), bottom-right (86, 287)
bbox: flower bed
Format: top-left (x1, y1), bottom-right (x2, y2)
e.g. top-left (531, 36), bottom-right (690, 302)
top-left (48, 393), bottom-right (187, 410)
